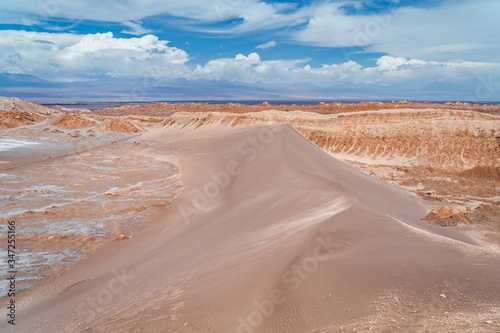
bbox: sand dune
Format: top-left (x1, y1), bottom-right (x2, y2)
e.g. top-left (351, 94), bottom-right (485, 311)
top-left (162, 109), bottom-right (500, 171)
top-left (5, 118), bottom-right (500, 332)
top-left (162, 110), bottom-right (500, 239)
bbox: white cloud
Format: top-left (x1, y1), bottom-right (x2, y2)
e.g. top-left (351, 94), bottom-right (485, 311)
top-left (193, 52), bottom-right (500, 90)
top-left (294, 2), bottom-right (381, 48)
top-left (0, 0), bottom-right (301, 30)
top-left (2, 0), bottom-right (498, 64)
top-left (376, 56), bottom-right (427, 71)
top-left (294, 0), bottom-right (500, 63)
top-left (121, 20), bottom-right (153, 36)
top-left (1, 29), bottom-right (499, 98)
top-left (256, 40), bottom-right (276, 49)
top-left (0, 0), bottom-right (315, 39)
top-left (0, 30), bottom-right (189, 80)
top-left (193, 52), bottom-right (307, 83)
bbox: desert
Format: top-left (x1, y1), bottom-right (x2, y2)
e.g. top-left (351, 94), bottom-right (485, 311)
top-left (0, 97), bottom-right (499, 332)
top-left (2, 0), bottom-right (500, 331)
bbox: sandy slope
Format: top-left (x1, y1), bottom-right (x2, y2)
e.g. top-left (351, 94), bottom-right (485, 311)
top-left (4, 120), bottom-right (500, 332)
top-left (161, 109), bottom-right (500, 246)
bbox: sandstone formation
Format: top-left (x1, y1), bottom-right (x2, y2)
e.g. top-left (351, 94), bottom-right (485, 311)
top-left (0, 97), bottom-right (59, 127)
top-left (99, 118), bottom-right (144, 133)
top-left (51, 113), bottom-right (98, 128)
top-left (0, 96), bottom-right (56, 115)
top-left (94, 100), bottom-right (500, 117)
top-left (52, 105), bottom-right (91, 114)
top-left (0, 109), bottom-right (41, 127)
top-left (422, 206), bottom-right (472, 227)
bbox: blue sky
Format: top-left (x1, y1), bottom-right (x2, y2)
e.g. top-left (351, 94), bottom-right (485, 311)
top-left (0, 0), bottom-right (499, 101)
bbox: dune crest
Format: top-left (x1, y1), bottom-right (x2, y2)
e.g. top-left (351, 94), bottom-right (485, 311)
top-left (162, 109), bottom-right (499, 170)
top-left (161, 110), bottom-right (499, 207)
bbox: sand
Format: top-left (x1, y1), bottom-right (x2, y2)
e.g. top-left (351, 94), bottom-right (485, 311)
top-left (2, 112), bottom-right (500, 332)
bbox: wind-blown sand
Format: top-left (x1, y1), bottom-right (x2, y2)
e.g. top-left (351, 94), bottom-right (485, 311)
top-left (2, 111), bottom-right (499, 332)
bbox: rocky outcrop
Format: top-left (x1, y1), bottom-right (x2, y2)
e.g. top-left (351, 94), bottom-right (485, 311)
top-left (0, 96), bottom-right (56, 115)
top-left (52, 105), bottom-right (91, 114)
top-left (0, 97), bottom-right (59, 127)
top-left (469, 203), bottom-right (500, 225)
top-left (423, 203), bottom-right (500, 227)
top-left (422, 206), bottom-right (472, 227)
top-left (99, 118), bottom-right (143, 133)
top-left (93, 100), bottom-right (500, 117)
top-left (0, 109), bottom-right (40, 127)
top-left (459, 166), bottom-right (500, 181)
top-left (52, 113), bottom-right (98, 128)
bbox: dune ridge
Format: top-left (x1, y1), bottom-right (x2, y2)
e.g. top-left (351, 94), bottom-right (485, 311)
top-left (161, 110), bottom-right (500, 221)
top-left (162, 109), bottom-right (500, 170)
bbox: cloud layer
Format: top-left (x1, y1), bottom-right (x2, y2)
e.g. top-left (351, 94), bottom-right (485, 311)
top-left (294, 0), bottom-right (500, 62)
top-left (1, 29), bottom-right (499, 99)
top-left (3, 1), bottom-right (498, 61)
top-left (0, 0), bottom-right (298, 30)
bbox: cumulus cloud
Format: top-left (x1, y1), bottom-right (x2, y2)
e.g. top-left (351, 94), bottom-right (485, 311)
top-left (256, 40), bottom-right (276, 49)
top-left (0, 30), bottom-right (189, 80)
top-left (192, 52), bottom-right (500, 93)
top-left (376, 56), bottom-right (428, 71)
top-left (193, 52), bottom-right (307, 83)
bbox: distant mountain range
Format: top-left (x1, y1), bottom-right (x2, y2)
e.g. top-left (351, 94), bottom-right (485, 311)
top-left (0, 73), bottom-right (496, 103)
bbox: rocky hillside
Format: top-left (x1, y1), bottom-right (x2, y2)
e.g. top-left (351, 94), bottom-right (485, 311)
top-left (0, 97), bottom-right (61, 128)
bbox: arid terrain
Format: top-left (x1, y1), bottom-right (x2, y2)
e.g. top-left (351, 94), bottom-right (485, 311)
top-left (0, 97), bottom-right (499, 332)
